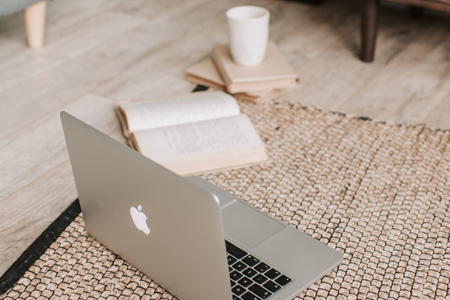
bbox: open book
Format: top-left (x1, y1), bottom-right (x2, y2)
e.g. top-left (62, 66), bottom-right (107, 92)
top-left (115, 92), bottom-right (269, 176)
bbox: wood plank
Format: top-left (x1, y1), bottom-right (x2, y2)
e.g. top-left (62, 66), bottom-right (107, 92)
top-left (0, 13), bottom-right (150, 143)
top-left (270, 0), bottom-right (417, 111)
top-left (424, 90), bottom-right (450, 130)
top-left (337, 13), bottom-right (450, 124)
top-left (93, 0), bottom-right (240, 101)
top-left (0, 0), bottom-right (124, 61)
top-left (0, 94), bottom-right (124, 276)
top-left (0, 0), bottom-right (230, 142)
top-left (0, 10), bottom-right (147, 93)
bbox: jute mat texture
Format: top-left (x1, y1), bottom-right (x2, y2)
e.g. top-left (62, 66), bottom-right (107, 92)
top-left (1, 101), bottom-right (450, 300)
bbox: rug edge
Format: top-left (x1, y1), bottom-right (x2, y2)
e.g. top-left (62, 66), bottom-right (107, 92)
top-left (0, 199), bottom-right (82, 295)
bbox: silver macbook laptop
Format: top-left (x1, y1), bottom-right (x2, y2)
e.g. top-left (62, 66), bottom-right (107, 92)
top-left (60, 111), bottom-right (342, 300)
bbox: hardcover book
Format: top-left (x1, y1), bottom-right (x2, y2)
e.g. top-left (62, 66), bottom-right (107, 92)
top-left (186, 58), bottom-right (293, 103)
top-left (211, 41), bottom-right (298, 93)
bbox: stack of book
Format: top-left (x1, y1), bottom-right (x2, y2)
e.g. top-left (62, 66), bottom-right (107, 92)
top-left (187, 41), bottom-right (299, 103)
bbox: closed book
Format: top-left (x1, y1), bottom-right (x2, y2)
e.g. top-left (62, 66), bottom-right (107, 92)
top-left (211, 41), bottom-right (298, 93)
top-left (186, 58), bottom-right (294, 103)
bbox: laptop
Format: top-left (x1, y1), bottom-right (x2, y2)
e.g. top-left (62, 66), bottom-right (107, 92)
top-left (60, 111), bottom-right (342, 300)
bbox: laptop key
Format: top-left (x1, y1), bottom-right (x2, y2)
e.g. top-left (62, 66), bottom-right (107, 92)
top-left (249, 284), bottom-right (272, 299)
top-left (265, 268), bottom-right (281, 279)
top-left (230, 271), bottom-right (243, 281)
top-left (243, 267), bottom-right (257, 278)
top-left (242, 255), bottom-right (260, 267)
top-left (231, 280), bottom-right (236, 287)
top-left (254, 262), bottom-right (270, 273)
top-left (232, 295), bottom-right (240, 300)
top-left (233, 261), bottom-right (247, 272)
top-left (232, 285), bottom-right (246, 296)
top-left (238, 277), bottom-right (253, 287)
top-left (228, 255), bottom-right (237, 265)
top-left (253, 274), bottom-right (268, 284)
top-left (275, 275), bottom-right (292, 286)
top-left (226, 241), bottom-right (248, 259)
top-left (263, 280), bottom-right (281, 292)
top-left (241, 291), bottom-right (260, 300)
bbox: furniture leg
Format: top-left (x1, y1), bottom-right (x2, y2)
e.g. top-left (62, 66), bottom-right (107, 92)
top-left (23, 1), bottom-right (46, 48)
top-left (361, 0), bottom-right (380, 62)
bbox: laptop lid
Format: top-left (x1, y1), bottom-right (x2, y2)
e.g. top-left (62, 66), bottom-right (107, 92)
top-left (60, 112), bottom-right (232, 300)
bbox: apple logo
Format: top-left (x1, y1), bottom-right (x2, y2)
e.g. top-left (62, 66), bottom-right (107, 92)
top-left (130, 205), bottom-right (151, 235)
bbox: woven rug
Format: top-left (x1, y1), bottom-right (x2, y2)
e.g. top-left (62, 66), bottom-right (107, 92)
top-left (1, 99), bottom-right (450, 300)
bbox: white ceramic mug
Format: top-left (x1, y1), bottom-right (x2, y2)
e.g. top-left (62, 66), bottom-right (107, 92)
top-left (226, 6), bottom-right (270, 66)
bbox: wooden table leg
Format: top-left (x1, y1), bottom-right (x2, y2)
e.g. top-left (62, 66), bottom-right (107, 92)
top-left (23, 1), bottom-right (47, 49)
top-left (361, 0), bottom-right (380, 62)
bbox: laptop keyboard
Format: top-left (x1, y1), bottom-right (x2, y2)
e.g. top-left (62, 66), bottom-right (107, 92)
top-left (226, 241), bottom-right (292, 300)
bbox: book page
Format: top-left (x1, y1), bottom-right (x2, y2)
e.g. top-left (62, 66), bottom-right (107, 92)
top-left (166, 150), bottom-right (268, 176)
top-left (119, 92), bottom-right (240, 133)
top-left (132, 114), bottom-right (265, 166)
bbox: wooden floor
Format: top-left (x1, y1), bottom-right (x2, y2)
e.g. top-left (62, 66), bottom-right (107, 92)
top-left (1, 0), bottom-right (450, 277)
